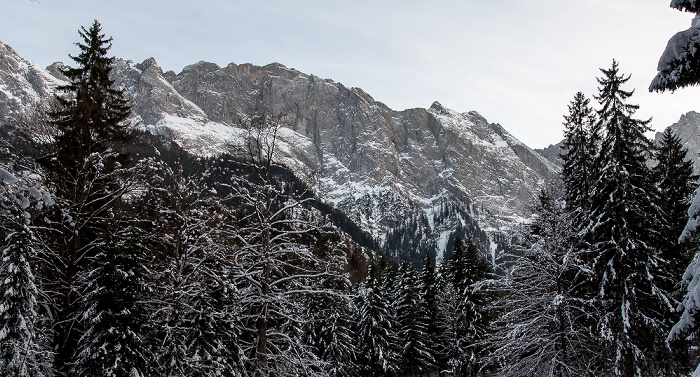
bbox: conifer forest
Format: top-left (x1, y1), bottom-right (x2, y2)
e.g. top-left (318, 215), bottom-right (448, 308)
top-left (5, 5), bottom-right (700, 376)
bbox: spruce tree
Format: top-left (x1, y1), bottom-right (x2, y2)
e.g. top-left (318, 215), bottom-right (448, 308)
top-left (43, 20), bottom-right (139, 376)
top-left (649, 4), bottom-right (700, 374)
top-left (655, 128), bottom-right (697, 244)
top-left (462, 237), bottom-right (493, 376)
top-left (436, 236), bottom-right (492, 376)
top-left (354, 265), bottom-right (398, 376)
top-left (0, 218), bottom-right (39, 377)
top-left (588, 60), bottom-right (675, 376)
top-left (395, 262), bottom-right (434, 376)
top-left (561, 91), bottom-right (597, 214)
top-left (419, 252), bottom-right (440, 367)
top-left (0, 176), bottom-right (47, 377)
top-left (50, 20), bottom-right (132, 169)
top-left (655, 128), bottom-right (698, 295)
top-left (671, 187), bottom-right (700, 376)
top-left (72, 227), bottom-right (149, 377)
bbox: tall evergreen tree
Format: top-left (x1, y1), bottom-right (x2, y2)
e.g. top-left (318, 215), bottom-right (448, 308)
top-left (0, 172), bottom-right (52, 377)
top-left (72, 226), bottom-right (149, 377)
top-left (436, 236), bottom-right (492, 376)
top-left (671, 187), bottom-right (700, 376)
top-left (561, 91), bottom-right (598, 214)
top-left (588, 60), bottom-right (675, 376)
top-left (655, 128), bottom-right (698, 301)
top-left (419, 252), bottom-right (440, 368)
top-left (50, 20), bottom-right (132, 168)
top-left (395, 262), bottom-right (434, 376)
top-left (461, 238), bottom-right (493, 376)
top-left (650, 4), bottom-right (700, 374)
top-left (42, 20), bottom-right (140, 376)
top-left (354, 265), bottom-right (398, 376)
top-left (655, 128), bottom-right (698, 245)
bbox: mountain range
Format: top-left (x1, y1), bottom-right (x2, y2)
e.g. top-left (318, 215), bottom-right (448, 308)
top-left (2, 39), bottom-right (699, 262)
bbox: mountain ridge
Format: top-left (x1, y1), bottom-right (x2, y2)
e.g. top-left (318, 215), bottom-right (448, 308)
top-left (1, 40), bottom-right (558, 259)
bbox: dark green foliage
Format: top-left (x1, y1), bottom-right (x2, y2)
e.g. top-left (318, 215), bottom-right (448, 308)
top-left (654, 128), bottom-right (698, 373)
top-left (436, 236), bottom-right (493, 376)
top-left (561, 91), bottom-right (597, 214)
top-left (588, 60), bottom-right (675, 376)
top-left (40, 20), bottom-right (141, 377)
top-left (50, 20), bottom-right (132, 170)
top-left (655, 128), bottom-right (697, 252)
top-left (655, 128), bottom-right (698, 290)
top-left (354, 265), bottom-right (399, 376)
top-left (419, 252), bottom-right (440, 367)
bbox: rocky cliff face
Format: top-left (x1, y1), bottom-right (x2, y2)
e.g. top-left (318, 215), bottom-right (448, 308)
top-left (0, 41), bottom-right (64, 124)
top-left (0, 40), bottom-right (559, 258)
top-left (167, 61), bottom-right (557, 225)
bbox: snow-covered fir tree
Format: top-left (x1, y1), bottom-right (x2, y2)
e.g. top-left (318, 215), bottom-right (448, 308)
top-left (650, 3), bottom-right (700, 375)
top-left (354, 264), bottom-right (398, 376)
top-left (300, 234), bottom-right (356, 377)
top-left (303, 290), bottom-right (357, 377)
top-left (671, 185), bottom-right (700, 377)
top-left (394, 261), bottom-right (434, 376)
top-left (655, 128), bottom-right (698, 283)
top-left (71, 226), bottom-right (149, 377)
top-left (41, 20), bottom-right (140, 376)
top-left (588, 60), bottom-right (678, 376)
top-left (0, 170), bottom-right (52, 377)
top-left (418, 252), bottom-right (440, 370)
top-left (434, 236), bottom-right (492, 376)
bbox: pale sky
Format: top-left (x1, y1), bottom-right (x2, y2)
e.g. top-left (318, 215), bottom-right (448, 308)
top-left (3, 0), bottom-right (700, 148)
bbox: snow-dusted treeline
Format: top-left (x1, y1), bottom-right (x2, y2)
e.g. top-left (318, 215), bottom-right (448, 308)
top-left (483, 59), bottom-right (698, 377)
top-left (6, 10), bottom-right (700, 377)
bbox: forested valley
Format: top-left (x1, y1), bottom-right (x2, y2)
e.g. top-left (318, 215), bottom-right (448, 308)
top-left (4, 17), bottom-right (700, 377)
